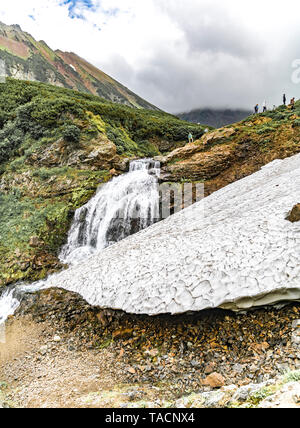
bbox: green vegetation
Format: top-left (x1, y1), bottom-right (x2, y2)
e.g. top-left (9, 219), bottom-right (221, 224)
top-left (283, 369), bottom-right (300, 383)
top-left (0, 78), bottom-right (205, 161)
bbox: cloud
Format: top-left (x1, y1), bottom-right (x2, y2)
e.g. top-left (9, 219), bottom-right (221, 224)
top-left (1, 0), bottom-right (300, 112)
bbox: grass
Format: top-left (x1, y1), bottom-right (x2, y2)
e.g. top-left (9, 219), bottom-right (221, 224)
top-left (0, 78), bottom-right (206, 162)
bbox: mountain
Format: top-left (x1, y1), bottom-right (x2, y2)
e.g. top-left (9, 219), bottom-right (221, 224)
top-left (177, 108), bottom-right (252, 128)
top-left (0, 21), bottom-right (157, 110)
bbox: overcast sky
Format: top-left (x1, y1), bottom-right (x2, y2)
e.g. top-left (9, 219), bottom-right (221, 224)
top-left (1, 0), bottom-right (300, 113)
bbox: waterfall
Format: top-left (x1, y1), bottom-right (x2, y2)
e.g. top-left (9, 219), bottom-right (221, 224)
top-left (0, 287), bottom-right (20, 324)
top-left (0, 159), bottom-right (161, 325)
top-left (0, 282), bottom-right (42, 328)
top-left (59, 159), bottom-right (161, 265)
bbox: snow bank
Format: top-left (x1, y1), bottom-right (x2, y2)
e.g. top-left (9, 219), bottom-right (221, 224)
top-left (42, 154), bottom-right (300, 315)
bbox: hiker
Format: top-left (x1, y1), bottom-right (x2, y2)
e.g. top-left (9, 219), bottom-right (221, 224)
top-left (290, 97), bottom-right (295, 110)
top-left (262, 100), bottom-right (267, 112)
top-left (254, 104), bottom-right (259, 114)
top-left (283, 94), bottom-right (286, 106)
top-left (188, 132), bottom-right (194, 143)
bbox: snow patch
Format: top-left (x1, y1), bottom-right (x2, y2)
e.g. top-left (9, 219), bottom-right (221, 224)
top-left (10, 154), bottom-right (300, 316)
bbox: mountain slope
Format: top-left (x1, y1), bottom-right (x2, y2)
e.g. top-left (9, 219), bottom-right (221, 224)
top-left (178, 108), bottom-right (252, 128)
top-left (0, 21), bottom-right (157, 110)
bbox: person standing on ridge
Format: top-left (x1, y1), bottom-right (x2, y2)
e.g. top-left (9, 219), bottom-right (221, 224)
top-left (290, 97), bottom-right (295, 110)
top-left (254, 104), bottom-right (259, 114)
top-left (262, 100), bottom-right (267, 112)
top-left (283, 94), bottom-right (286, 106)
top-left (188, 132), bottom-right (194, 143)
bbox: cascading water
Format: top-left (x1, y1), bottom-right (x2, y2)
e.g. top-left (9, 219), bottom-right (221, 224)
top-left (0, 159), bottom-right (161, 325)
top-left (59, 159), bottom-right (161, 265)
top-left (0, 282), bottom-right (43, 326)
top-left (0, 287), bottom-right (20, 324)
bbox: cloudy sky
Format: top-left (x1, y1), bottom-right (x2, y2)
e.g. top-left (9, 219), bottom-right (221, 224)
top-left (1, 0), bottom-right (300, 113)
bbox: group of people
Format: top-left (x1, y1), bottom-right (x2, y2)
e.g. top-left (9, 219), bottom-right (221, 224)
top-left (255, 94), bottom-right (297, 114)
top-left (254, 102), bottom-right (266, 114)
top-left (188, 93), bottom-right (297, 143)
top-left (254, 100), bottom-right (268, 114)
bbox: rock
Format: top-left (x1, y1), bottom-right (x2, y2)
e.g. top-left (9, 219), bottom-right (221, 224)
top-left (202, 391), bottom-right (226, 407)
top-left (39, 345), bottom-right (48, 355)
top-left (204, 362), bottom-right (216, 375)
top-left (202, 128), bottom-right (236, 146)
top-left (232, 364), bottom-right (244, 374)
top-left (112, 329), bottom-right (134, 340)
top-left (203, 373), bottom-right (225, 389)
top-left (286, 204), bottom-right (300, 223)
top-left (293, 393), bottom-right (300, 404)
top-left (53, 335), bottom-right (61, 342)
top-left (292, 333), bottom-right (300, 346)
top-left (232, 383), bottom-right (264, 402)
top-left (292, 319), bottom-right (300, 329)
top-left (222, 385), bottom-right (238, 393)
top-left (153, 155), bottom-right (167, 165)
top-left (84, 137), bottom-right (117, 168)
top-left (115, 158), bottom-right (130, 172)
top-left (29, 236), bottom-right (43, 248)
top-left (109, 169), bottom-right (118, 176)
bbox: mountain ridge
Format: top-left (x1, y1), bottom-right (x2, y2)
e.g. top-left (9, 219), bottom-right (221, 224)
top-left (0, 21), bottom-right (158, 110)
top-left (178, 108), bottom-right (252, 128)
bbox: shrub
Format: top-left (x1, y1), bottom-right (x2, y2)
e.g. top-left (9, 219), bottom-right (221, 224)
top-left (292, 119), bottom-right (300, 128)
top-left (0, 121), bottom-right (24, 163)
top-left (257, 126), bottom-right (276, 135)
top-left (62, 124), bottom-right (81, 143)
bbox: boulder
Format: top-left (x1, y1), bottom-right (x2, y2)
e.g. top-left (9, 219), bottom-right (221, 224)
top-left (203, 373), bottom-right (225, 389)
top-left (287, 204), bottom-right (300, 223)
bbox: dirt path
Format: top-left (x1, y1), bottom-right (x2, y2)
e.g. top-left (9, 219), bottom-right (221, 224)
top-left (0, 319), bottom-right (166, 408)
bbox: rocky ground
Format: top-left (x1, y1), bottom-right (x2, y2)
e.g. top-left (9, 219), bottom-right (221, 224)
top-left (0, 288), bottom-right (299, 408)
